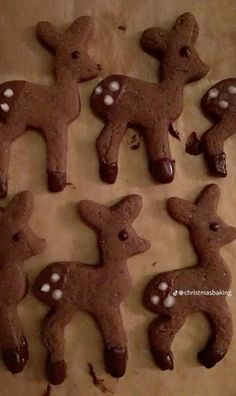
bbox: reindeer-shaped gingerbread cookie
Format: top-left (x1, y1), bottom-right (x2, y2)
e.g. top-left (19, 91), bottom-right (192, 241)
top-left (91, 12), bottom-right (208, 184)
top-left (143, 184), bottom-right (236, 370)
top-left (0, 16), bottom-right (101, 197)
top-left (34, 194), bottom-right (150, 385)
top-left (0, 191), bottom-right (45, 374)
top-left (200, 79), bottom-right (236, 177)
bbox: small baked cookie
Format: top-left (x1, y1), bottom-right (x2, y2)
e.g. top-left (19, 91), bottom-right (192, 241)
top-left (200, 78), bottom-right (236, 176)
top-left (0, 191), bottom-right (45, 374)
top-left (0, 16), bottom-right (101, 197)
top-left (91, 12), bottom-right (208, 184)
top-left (143, 184), bottom-right (236, 370)
top-left (34, 195), bottom-right (150, 385)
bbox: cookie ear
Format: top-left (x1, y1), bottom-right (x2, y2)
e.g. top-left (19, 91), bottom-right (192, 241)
top-left (66, 16), bottom-right (93, 44)
top-left (6, 191), bottom-right (33, 222)
top-left (141, 28), bottom-right (169, 56)
top-left (174, 12), bottom-right (199, 43)
top-left (37, 21), bottom-right (61, 49)
top-left (196, 184), bottom-right (220, 213)
top-left (112, 195), bottom-right (142, 224)
top-left (167, 197), bottom-right (195, 226)
top-left (79, 200), bottom-right (110, 230)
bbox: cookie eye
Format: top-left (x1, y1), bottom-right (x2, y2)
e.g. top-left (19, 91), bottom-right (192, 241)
top-left (71, 51), bottom-right (80, 59)
top-left (118, 230), bottom-right (128, 241)
top-left (179, 46), bottom-right (191, 57)
top-left (12, 231), bottom-right (23, 242)
top-left (209, 223), bottom-right (220, 232)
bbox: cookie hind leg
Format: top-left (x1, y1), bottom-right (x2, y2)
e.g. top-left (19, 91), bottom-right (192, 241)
top-left (148, 314), bottom-right (186, 370)
top-left (198, 303), bottom-right (232, 368)
top-left (0, 305), bottom-right (28, 373)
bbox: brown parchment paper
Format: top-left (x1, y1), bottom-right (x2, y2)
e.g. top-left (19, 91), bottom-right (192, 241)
top-left (0, 0), bottom-right (235, 395)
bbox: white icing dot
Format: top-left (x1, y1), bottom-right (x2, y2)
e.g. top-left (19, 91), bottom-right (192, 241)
top-left (150, 295), bottom-right (160, 305)
top-left (228, 85), bottom-right (236, 94)
top-left (158, 282), bottom-right (168, 291)
top-left (0, 103), bottom-right (10, 112)
top-left (108, 81), bottom-right (120, 92)
top-left (208, 88), bottom-right (219, 99)
top-left (163, 295), bottom-right (176, 308)
top-left (52, 289), bottom-right (63, 301)
top-left (41, 283), bottom-right (50, 293)
top-left (3, 88), bottom-right (14, 98)
top-left (104, 95), bottom-right (114, 106)
top-left (50, 272), bottom-right (60, 283)
top-left (95, 86), bottom-right (103, 95)
top-left (219, 100), bottom-right (229, 109)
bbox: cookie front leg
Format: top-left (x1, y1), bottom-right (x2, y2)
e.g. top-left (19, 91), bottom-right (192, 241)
top-left (95, 307), bottom-right (127, 378)
top-left (96, 121), bottom-right (127, 184)
top-left (45, 125), bottom-right (67, 193)
top-left (198, 303), bottom-right (232, 368)
top-left (0, 140), bottom-right (10, 198)
top-left (41, 306), bottom-right (76, 385)
top-left (0, 305), bottom-right (28, 373)
top-left (148, 314), bottom-right (185, 370)
top-left (201, 120), bottom-right (234, 177)
top-left (144, 122), bottom-right (175, 183)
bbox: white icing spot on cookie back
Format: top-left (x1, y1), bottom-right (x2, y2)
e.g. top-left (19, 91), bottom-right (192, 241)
top-left (158, 282), bottom-right (168, 291)
top-left (41, 284), bottom-right (50, 293)
top-left (95, 86), bottom-right (103, 95)
top-left (109, 81), bottom-right (120, 92)
top-left (50, 273), bottom-right (60, 283)
top-left (52, 289), bottom-right (63, 301)
top-left (150, 295), bottom-right (160, 305)
top-left (228, 85), bottom-right (236, 94)
top-left (208, 88), bottom-right (219, 99)
top-left (3, 88), bottom-right (14, 98)
top-left (163, 295), bottom-right (175, 308)
top-left (0, 103), bottom-right (10, 112)
top-left (104, 95), bottom-right (114, 106)
top-left (219, 100), bottom-right (229, 109)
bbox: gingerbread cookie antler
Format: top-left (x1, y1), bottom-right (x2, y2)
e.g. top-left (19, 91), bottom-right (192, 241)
top-left (0, 16), bottom-right (101, 197)
top-left (91, 12), bottom-right (208, 184)
top-left (34, 195), bottom-right (150, 385)
top-left (200, 78), bottom-right (236, 176)
top-left (143, 184), bottom-right (236, 370)
top-left (0, 191), bottom-right (45, 374)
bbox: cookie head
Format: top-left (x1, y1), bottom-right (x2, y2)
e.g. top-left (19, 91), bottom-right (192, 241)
top-left (168, 184), bottom-right (236, 251)
top-left (0, 191), bottom-right (45, 261)
top-left (142, 13), bottom-right (209, 82)
top-left (79, 195), bottom-right (150, 260)
top-left (201, 78), bottom-right (236, 120)
top-left (37, 16), bottom-right (102, 82)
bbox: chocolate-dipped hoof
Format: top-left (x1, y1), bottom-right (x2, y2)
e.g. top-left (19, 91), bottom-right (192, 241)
top-left (47, 171), bottom-right (66, 192)
top-left (149, 158), bottom-right (175, 183)
top-left (207, 153), bottom-right (227, 177)
top-left (2, 337), bottom-right (29, 373)
top-left (46, 354), bottom-right (66, 385)
top-left (198, 348), bottom-right (226, 368)
top-left (0, 178), bottom-right (8, 198)
top-left (99, 162), bottom-right (118, 184)
top-left (104, 346), bottom-right (127, 377)
top-left (152, 350), bottom-right (174, 370)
